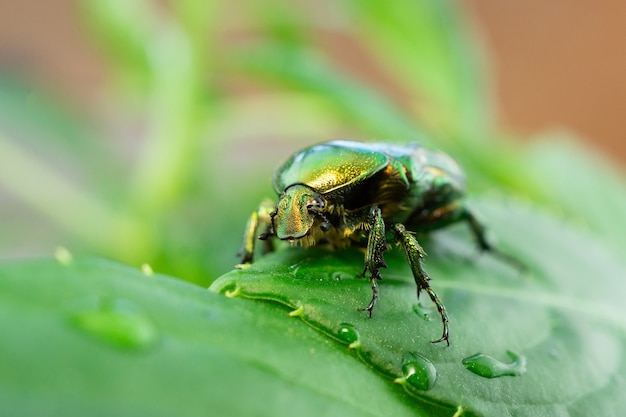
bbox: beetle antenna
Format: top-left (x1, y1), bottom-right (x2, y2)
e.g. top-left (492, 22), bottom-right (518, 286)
top-left (307, 197), bottom-right (331, 232)
top-left (317, 212), bottom-right (332, 232)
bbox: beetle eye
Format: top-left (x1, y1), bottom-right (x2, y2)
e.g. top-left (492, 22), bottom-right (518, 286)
top-left (307, 197), bottom-right (324, 210)
top-left (320, 221), bottom-right (331, 232)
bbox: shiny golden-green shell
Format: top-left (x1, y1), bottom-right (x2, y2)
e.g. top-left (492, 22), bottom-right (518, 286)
top-left (272, 140), bottom-right (390, 193)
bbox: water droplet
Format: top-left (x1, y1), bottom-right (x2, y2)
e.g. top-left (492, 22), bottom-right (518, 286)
top-left (462, 350), bottom-right (526, 378)
top-left (289, 262), bottom-right (302, 275)
top-left (337, 323), bottom-right (361, 349)
top-left (412, 302), bottom-right (432, 321)
top-left (394, 352), bottom-right (437, 390)
top-left (70, 298), bottom-right (158, 350)
top-left (548, 347), bottom-right (561, 360)
top-left (331, 271), bottom-right (352, 281)
top-left (55, 246), bottom-right (72, 265)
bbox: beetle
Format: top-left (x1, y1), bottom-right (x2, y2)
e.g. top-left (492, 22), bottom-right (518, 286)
top-left (237, 140), bottom-right (520, 345)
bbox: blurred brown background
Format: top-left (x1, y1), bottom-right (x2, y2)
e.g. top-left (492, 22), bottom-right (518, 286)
top-left (1, 0), bottom-right (625, 166)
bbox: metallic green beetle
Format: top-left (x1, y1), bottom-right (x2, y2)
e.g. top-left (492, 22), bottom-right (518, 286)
top-left (238, 140), bottom-right (517, 345)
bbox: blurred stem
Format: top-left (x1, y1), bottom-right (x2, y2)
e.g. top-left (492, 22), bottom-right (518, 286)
top-left (234, 44), bottom-right (431, 144)
top-left (80, 0), bottom-right (217, 271)
top-left (127, 15), bottom-right (212, 256)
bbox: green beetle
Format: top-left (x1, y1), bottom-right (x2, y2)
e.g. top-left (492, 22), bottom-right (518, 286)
top-left (238, 140), bottom-right (519, 345)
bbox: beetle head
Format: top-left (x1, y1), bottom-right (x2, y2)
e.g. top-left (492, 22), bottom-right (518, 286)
top-left (272, 184), bottom-right (330, 241)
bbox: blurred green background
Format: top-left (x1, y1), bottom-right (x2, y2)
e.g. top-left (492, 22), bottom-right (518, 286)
top-left (1, 0), bottom-right (625, 286)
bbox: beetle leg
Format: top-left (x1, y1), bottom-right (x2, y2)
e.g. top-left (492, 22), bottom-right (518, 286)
top-left (393, 223), bottom-right (449, 346)
top-left (462, 209), bottom-right (527, 273)
top-left (237, 199), bottom-right (275, 265)
top-left (359, 206), bottom-right (387, 317)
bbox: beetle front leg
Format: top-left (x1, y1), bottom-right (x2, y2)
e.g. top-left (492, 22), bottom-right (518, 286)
top-left (393, 223), bottom-right (449, 346)
top-left (237, 199), bottom-right (275, 265)
top-left (359, 206), bottom-right (388, 317)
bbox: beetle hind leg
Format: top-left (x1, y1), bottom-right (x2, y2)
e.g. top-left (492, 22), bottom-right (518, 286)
top-left (359, 270), bottom-right (381, 318)
top-left (393, 223), bottom-right (449, 346)
top-left (462, 208), bottom-right (527, 273)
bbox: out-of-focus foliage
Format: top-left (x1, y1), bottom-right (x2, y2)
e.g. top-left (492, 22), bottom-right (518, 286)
top-left (3, 1), bottom-right (626, 416)
top-left (1, 0), bottom-right (625, 282)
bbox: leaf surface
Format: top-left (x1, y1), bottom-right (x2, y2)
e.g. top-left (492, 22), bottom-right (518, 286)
top-left (0, 258), bottom-right (423, 417)
top-left (212, 199), bottom-right (626, 416)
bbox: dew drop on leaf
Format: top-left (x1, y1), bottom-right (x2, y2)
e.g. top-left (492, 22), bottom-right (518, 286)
top-left (412, 302), bottom-right (432, 321)
top-left (462, 350), bottom-right (526, 378)
top-left (69, 298), bottom-right (158, 350)
top-left (394, 352), bottom-right (437, 391)
top-left (337, 322), bottom-right (361, 349)
top-left (331, 271), bottom-right (351, 281)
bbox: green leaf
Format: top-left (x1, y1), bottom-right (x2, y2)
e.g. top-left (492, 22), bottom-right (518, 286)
top-left (211, 198), bottom-right (626, 416)
top-left (0, 257), bottom-right (425, 417)
top-left (525, 135), bottom-right (626, 253)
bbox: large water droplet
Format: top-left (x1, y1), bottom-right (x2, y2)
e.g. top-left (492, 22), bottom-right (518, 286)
top-left (412, 302), bottom-right (432, 321)
top-left (394, 352), bottom-right (437, 390)
top-left (337, 322), bottom-right (361, 349)
top-left (462, 350), bottom-right (526, 378)
top-left (70, 298), bottom-right (158, 350)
